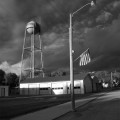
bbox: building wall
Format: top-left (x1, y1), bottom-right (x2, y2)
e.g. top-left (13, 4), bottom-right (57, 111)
top-left (92, 76), bottom-right (99, 92)
top-left (20, 84), bottom-right (29, 95)
top-left (0, 86), bottom-right (9, 97)
top-left (20, 80), bottom-right (85, 95)
top-left (63, 82), bottom-right (68, 94)
top-left (52, 82), bottom-right (64, 95)
top-left (90, 75), bottom-right (100, 92)
top-left (84, 75), bottom-right (100, 93)
top-left (84, 75), bottom-right (92, 93)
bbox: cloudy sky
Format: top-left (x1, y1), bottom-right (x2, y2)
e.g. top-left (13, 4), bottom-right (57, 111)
top-left (0, 0), bottom-right (120, 75)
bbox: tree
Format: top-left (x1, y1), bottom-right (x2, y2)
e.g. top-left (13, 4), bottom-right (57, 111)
top-left (6, 73), bottom-right (19, 88)
top-left (50, 70), bottom-right (66, 77)
top-left (0, 69), bottom-right (6, 85)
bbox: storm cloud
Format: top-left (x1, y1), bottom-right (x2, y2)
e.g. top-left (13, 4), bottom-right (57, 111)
top-left (0, 0), bottom-right (120, 74)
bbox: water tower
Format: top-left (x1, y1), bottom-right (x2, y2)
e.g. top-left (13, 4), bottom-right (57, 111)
top-left (20, 21), bottom-right (44, 80)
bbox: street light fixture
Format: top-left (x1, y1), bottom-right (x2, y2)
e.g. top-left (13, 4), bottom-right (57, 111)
top-left (69, 1), bottom-right (96, 111)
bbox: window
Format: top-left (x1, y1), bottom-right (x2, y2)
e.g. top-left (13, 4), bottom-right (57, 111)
top-left (52, 87), bottom-right (63, 90)
top-left (40, 88), bottom-right (48, 90)
top-left (74, 86), bottom-right (80, 89)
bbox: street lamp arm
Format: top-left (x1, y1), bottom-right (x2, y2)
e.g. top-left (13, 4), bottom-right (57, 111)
top-left (72, 2), bottom-right (91, 16)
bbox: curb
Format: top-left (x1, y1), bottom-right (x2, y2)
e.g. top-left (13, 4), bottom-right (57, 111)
top-left (53, 97), bottom-right (97, 120)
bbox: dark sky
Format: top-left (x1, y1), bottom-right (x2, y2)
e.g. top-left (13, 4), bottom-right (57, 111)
top-left (0, 0), bottom-right (120, 75)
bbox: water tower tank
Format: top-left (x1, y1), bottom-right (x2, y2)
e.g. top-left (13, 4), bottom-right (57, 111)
top-left (26, 21), bottom-right (36, 34)
top-left (26, 21), bottom-right (40, 34)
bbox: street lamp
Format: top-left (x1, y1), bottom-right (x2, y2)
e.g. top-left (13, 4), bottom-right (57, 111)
top-left (69, 1), bottom-right (96, 111)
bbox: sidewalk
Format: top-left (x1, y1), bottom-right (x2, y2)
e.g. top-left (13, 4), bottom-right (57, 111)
top-left (12, 97), bottom-right (96, 120)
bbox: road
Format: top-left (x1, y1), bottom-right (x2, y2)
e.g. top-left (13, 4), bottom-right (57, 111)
top-left (0, 94), bottom-right (89, 119)
top-left (56, 90), bottom-right (120, 120)
top-left (1, 90), bottom-right (120, 120)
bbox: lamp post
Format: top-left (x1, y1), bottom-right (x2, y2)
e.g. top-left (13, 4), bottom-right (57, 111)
top-left (69, 1), bottom-right (95, 111)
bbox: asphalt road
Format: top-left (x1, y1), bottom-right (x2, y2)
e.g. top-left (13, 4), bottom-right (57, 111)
top-left (1, 90), bottom-right (120, 120)
top-left (56, 90), bottom-right (120, 120)
top-left (0, 94), bottom-right (88, 119)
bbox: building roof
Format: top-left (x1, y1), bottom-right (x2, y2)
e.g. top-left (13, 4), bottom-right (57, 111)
top-left (20, 74), bottom-right (87, 83)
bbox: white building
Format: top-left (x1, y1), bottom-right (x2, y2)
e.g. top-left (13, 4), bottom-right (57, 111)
top-left (20, 74), bottom-right (99, 95)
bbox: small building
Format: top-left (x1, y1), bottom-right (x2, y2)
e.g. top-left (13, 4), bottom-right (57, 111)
top-left (20, 74), bottom-right (99, 95)
top-left (0, 86), bottom-right (9, 97)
